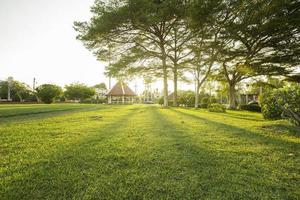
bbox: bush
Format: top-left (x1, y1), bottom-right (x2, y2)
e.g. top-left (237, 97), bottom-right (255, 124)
top-left (158, 97), bottom-right (172, 106)
top-left (178, 91), bottom-right (195, 107)
top-left (208, 103), bottom-right (226, 113)
top-left (259, 92), bottom-right (284, 119)
top-left (209, 96), bottom-right (217, 104)
top-left (201, 96), bottom-right (209, 104)
top-left (36, 84), bottom-right (62, 104)
top-left (200, 96), bottom-right (217, 108)
top-left (158, 97), bottom-right (164, 105)
top-left (239, 102), bottom-right (261, 112)
top-left (259, 85), bottom-right (300, 126)
top-left (64, 83), bottom-right (95, 102)
top-left (200, 103), bottom-right (208, 108)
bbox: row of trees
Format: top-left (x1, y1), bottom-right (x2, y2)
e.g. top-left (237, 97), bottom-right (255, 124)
top-left (75, 0), bottom-right (299, 109)
top-left (0, 80), bottom-right (34, 102)
top-left (37, 83), bottom-right (109, 103)
top-left (0, 79), bottom-right (107, 104)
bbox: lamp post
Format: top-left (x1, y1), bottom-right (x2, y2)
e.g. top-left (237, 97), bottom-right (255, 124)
top-left (7, 77), bottom-right (13, 101)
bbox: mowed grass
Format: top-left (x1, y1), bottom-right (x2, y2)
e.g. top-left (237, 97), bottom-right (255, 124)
top-left (0, 104), bottom-right (299, 199)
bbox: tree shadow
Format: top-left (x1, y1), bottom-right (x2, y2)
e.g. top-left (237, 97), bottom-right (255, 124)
top-left (2, 106), bottom-right (142, 199)
top-left (149, 108), bottom-right (298, 199)
top-left (2, 106), bottom-right (299, 199)
top-left (220, 113), bottom-right (264, 122)
top-left (259, 123), bottom-right (300, 138)
top-left (170, 108), bottom-right (299, 147)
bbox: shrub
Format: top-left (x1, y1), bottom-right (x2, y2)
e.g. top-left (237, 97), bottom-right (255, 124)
top-left (158, 96), bottom-right (164, 105)
top-left (64, 83), bottom-right (95, 102)
top-left (259, 85), bottom-right (300, 126)
top-left (36, 84), bottom-right (62, 104)
top-left (178, 91), bottom-right (195, 107)
top-left (209, 96), bottom-right (217, 104)
top-left (200, 97), bottom-right (209, 108)
top-left (200, 96), bottom-right (217, 108)
top-left (239, 102), bottom-right (261, 112)
top-left (201, 96), bottom-right (209, 104)
top-left (200, 103), bottom-right (208, 108)
top-left (208, 103), bottom-right (226, 113)
top-left (158, 97), bottom-right (172, 106)
top-left (259, 91), bottom-right (284, 119)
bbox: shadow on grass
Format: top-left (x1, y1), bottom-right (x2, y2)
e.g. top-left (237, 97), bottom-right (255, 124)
top-left (220, 113), bottom-right (264, 122)
top-left (260, 123), bottom-right (300, 138)
top-left (0, 105), bottom-right (115, 123)
top-left (149, 108), bottom-right (298, 199)
top-left (2, 106), bottom-right (299, 199)
top-left (2, 106), bottom-right (142, 199)
top-left (171, 108), bottom-right (299, 147)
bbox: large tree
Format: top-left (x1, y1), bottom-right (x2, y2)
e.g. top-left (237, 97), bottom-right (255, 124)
top-left (74, 0), bottom-right (187, 107)
top-left (165, 20), bottom-right (194, 106)
top-left (188, 0), bottom-right (226, 108)
top-left (36, 84), bottom-right (62, 104)
top-left (215, 0), bottom-right (299, 109)
top-left (65, 83), bottom-right (95, 102)
top-left (0, 79), bottom-right (32, 102)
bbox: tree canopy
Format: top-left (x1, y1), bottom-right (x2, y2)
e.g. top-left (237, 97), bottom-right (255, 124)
top-left (36, 84), bottom-right (62, 104)
top-left (64, 83), bottom-right (95, 102)
top-left (75, 0), bottom-right (300, 108)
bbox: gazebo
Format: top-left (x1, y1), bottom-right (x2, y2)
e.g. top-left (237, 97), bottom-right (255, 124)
top-left (106, 82), bottom-right (136, 104)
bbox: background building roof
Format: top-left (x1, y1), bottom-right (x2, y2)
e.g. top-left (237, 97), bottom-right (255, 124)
top-left (107, 82), bottom-right (136, 96)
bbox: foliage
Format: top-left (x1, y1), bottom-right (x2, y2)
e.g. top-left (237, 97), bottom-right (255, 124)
top-left (158, 96), bottom-right (164, 105)
top-left (200, 96), bottom-right (217, 108)
top-left (94, 83), bottom-right (107, 90)
top-left (177, 91), bottom-right (195, 107)
top-left (93, 97), bottom-right (107, 104)
top-left (201, 96), bottom-right (209, 104)
top-left (260, 85), bottom-right (300, 126)
top-left (64, 83), bottom-right (95, 102)
top-left (250, 77), bottom-right (285, 94)
top-left (200, 96), bottom-right (209, 108)
top-left (209, 96), bottom-right (217, 104)
top-left (260, 92), bottom-right (282, 119)
top-left (74, 0), bottom-right (189, 107)
top-left (75, 0), bottom-right (299, 108)
top-left (208, 103), bottom-right (226, 113)
top-left (212, 0), bottom-right (299, 109)
top-left (0, 80), bottom-right (33, 102)
top-left (239, 103), bottom-right (261, 113)
top-left (35, 84), bottom-right (62, 104)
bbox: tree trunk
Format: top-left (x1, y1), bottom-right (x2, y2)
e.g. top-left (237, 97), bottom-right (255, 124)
top-left (228, 83), bottom-right (237, 109)
top-left (17, 94), bottom-right (23, 102)
top-left (162, 57), bottom-right (168, 108)
top-left (173, 68), bottom-right (178, 107)
top-left (159, 40), bottom-right (168, 108)
top-left (195, 80), bottom-right (200, 109)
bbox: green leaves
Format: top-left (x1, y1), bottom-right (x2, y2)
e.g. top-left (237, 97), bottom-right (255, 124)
top-left (260, 84), bottom-right (300, 126)
top-left (36, 84), bottom-right (62, 104)
top-left (64, 83), bottom-right (96, 102)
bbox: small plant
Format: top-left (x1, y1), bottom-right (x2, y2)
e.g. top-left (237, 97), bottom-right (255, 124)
top-left (208, 103), bottom-right (226, 113)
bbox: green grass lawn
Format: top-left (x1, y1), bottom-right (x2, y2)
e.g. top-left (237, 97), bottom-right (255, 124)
top-left (0, 104), bottom-right (299, 199)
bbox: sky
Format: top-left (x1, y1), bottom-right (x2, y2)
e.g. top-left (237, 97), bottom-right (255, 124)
top-left (0, 0), bottom-right (193, 94)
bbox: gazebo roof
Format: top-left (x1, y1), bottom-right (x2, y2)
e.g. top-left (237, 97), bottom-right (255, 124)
top-left (106, 82), bottom-right (136, 96)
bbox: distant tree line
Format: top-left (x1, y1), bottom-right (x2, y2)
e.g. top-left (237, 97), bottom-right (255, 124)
top-left (0, 78), bottom-right (107, 104)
